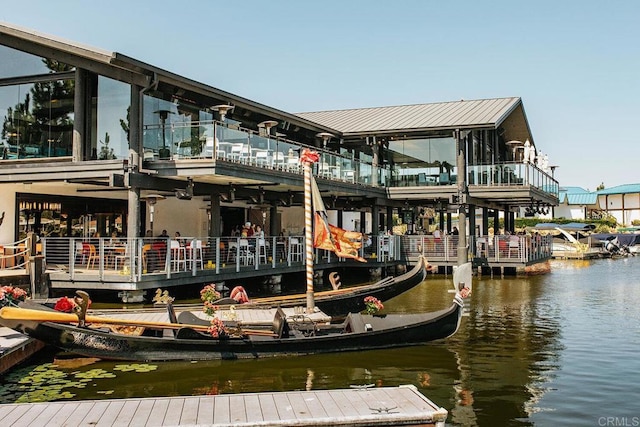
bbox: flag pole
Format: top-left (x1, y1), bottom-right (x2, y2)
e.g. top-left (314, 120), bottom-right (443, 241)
top-left (303, 160), bottom-right (315, 313)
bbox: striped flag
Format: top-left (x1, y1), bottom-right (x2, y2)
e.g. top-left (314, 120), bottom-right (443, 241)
top-left (310, 172), bottom-right (366, 262)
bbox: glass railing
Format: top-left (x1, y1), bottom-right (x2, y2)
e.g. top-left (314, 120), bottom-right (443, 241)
top-left (467, 162), bottom-right (559, 197)
top-left (391, 161), bottom-right (559, 198)
top-left (142, 120), bottom-right (386, 186)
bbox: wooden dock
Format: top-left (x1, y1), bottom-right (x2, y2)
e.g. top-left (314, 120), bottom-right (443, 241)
top-left (0, 384), bottom-right (448, 426)
top-left (0, 327), bottom-right (44, 374)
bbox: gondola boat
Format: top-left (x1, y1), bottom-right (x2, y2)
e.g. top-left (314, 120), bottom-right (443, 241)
top-left (211, 255), bottom-right (430, 316)
top-left (0, 294), bottom-right (465, 362)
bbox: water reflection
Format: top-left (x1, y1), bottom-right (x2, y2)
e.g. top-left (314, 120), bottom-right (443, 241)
top-left (3, 257), bottom-right (640, 426)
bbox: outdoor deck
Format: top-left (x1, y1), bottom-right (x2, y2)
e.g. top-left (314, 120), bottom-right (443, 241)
top-left (0, 384), bottom-right (448, 426)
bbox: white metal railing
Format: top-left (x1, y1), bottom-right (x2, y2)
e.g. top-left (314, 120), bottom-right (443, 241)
top-left (400, 234), bottom-right (553, 263)
top-left (40, 235), bottom-right (404, 282)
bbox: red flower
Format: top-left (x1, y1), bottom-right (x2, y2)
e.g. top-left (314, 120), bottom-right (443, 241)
top-left (54, 296), bottom-right (76, 313)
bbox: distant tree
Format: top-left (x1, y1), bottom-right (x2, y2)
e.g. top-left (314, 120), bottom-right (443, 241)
top-left (119, 106), bottom-right (130, 142)
top-left (1, 58), bottom-right (74, 157)
top-left (98, 132), bottom-right (116, 160)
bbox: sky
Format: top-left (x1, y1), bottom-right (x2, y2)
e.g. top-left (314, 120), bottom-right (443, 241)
top-left (2, 0), bottom-right (638, 191)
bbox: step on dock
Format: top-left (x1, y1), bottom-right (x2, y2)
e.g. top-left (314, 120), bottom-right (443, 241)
top-left (0, 384), bottom-right (448, 426)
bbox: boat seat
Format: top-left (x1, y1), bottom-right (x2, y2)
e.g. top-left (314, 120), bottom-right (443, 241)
top-left (167, 303), bottom-right (178, 337)
top-left (342, 312), bottom-right (367, 333)
top-left (272, 307), bottom-right (290, 338)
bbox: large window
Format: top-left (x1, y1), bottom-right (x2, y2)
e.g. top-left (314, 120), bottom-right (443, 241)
top-left (388, 136), bottom-right (455, 174)
top-left (95, 76), bottom-right (130, 160)
top-left (0, 46), bottom-right (75, 159)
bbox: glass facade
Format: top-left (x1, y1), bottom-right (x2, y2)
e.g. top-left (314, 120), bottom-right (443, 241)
top-left (95, 76), bottom-right (130, 160)
top-left (0, 46), bottom-right (75, 159)
top-left (388, 136), bottom-right (456, 186)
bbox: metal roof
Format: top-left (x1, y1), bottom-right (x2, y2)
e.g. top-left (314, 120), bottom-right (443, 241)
top-left (295, 97), bottom-right (522, 135)
top-left (558, 187), bottom-right (598, 205)
top-left (596, 184), bottom-right (640, 195)
top-left (565, 193), bottom-right (598, 205)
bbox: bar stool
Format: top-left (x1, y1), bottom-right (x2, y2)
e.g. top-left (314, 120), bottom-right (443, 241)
top-left (170, 240), bottom-right (186, 271)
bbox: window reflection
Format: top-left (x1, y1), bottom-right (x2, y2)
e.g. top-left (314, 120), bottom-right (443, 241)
top-left (1, 79), bottom-right (74, 159)
top-left (96, 76), bottom-right (130, 160)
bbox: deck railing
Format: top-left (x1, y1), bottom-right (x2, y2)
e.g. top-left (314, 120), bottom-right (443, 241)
top-left (40, 235), bottom-right (403, 282)
top-left (400, 234), bottom-right (553, 264)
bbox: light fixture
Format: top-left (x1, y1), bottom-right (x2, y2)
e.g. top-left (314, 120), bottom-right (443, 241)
top-left (258, 120), bottom-right (278, 136)
top-left (175, 178), bottom-right (194, 200)
top-left (211, 104), bottom-right (234, 121)
top-left (154, 109), bottom-right (174, 159)
top-left (140, 194), bottom-right (166, 236)
top-left (258, 120), bottom-right (278, 151)
top-left (316, 132), bottom-right (334, 149)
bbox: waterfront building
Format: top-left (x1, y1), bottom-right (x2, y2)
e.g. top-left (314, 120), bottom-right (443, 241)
top-left (0, 22), bottom-right (558, 298)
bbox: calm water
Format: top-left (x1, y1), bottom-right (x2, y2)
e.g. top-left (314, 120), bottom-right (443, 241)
top-left (2, 256), bottom-right (639, 426)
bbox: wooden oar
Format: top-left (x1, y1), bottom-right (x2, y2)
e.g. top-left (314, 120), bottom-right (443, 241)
top-left (0, 306), bottom-right (272, 336)
top-left (250, 286), bottom-right (360, 304)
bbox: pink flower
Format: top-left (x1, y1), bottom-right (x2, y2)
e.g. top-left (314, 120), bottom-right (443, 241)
top-left (364, 296), bottom-right (383, 314)
top-left (0, 286), bottom-right (28, 307)
top-left (207, 317), bottom-right (227, 338)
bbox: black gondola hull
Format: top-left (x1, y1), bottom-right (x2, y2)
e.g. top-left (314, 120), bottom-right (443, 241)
top-left (1, 298), bottom-right (463, 361)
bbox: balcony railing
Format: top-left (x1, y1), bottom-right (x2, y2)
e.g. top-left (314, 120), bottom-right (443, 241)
top-left (391, 161), bottom-right (559, 198)
top-left (142, 121), bottom-right (390, 187)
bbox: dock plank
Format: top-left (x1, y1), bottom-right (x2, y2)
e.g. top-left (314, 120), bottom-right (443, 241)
top-left (330, 390), bottom-right (360, 417)
top-left (196, 396), bottom-right (214, 425)
top-left (272, 389), bottom-right (296, 421)
top-left (128, 398), bottom-right (155, 427)
top-left (257, 393), bottom-right (280, 422)
top-left (284, 392), bottom-right (314, 420)
top-left (144, 398), bottom-right (171, 427)
top-left (22, 405), bottom-right (60, 426)
top-left (161, 398), bottom-right (184, 426)
top-left (313, 389), bottom-right (343, 419)
top-left (228, 393), bottom-right (247, 423)
top-left (58, 401), bottom-right (98, 426)
top-left (77, 400), bottom-right (110, 426)
top-left (112, 400), bottom-right (141, 427)
top-left (43, 402), bottom-right (81, 427)
top-left (212, 394), bottom-right (230, 424)
top-left (0, 403), bottom-right (30, 426)
top-left (243, 393), bottom-right (262, 423)
top-left (94, 400), bottom-right (125, 427)
top-left (6, 403), bottom-right (46, 427)
top-left (178, 397), bottom-right (200, 425)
